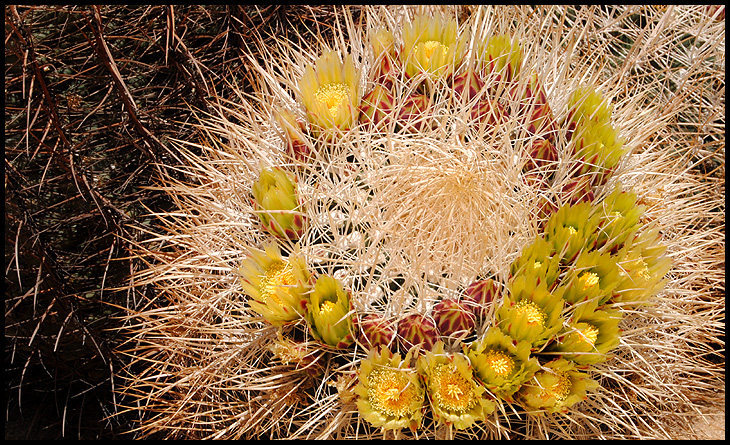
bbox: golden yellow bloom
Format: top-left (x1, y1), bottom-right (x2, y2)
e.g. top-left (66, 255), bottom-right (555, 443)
top-left (298, 51), bottom-right (361, 134)
top-left (259, 262), bottom-right (295, 304)
top-left (465, 327), bottom-right (540, 400)
top-left (518, 358), bottom-right (599, 413)
top-left (400, 12), bottom-right (466, 80)
top-left (568, 85), bottom-right (613, 125)
top-left (497, 275), bottom-right (565, 348)
top-left (368, 368), bottom-right (419, 417)
top-left (549, 304), bottom-right (622, 366)
top-left (354, 347), bottom-right (424, 431)
top-left (238, 243), bottom-right (311, 326)
top-left (538, 371), bottom-right (572, 403)
top-left (418, 342), bottom-right (494, 430)
top-left (431, 363), bottom-right (477, 412)
top-left (612, 226), bottom-right (672, 305)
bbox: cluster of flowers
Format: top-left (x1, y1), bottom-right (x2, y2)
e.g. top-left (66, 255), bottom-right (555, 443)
top-left (350, 183), bottom-right (671, 430)
top-left (237, 12), bottom-right (671, 433)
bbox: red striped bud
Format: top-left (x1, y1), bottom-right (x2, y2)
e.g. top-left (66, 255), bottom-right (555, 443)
top-left (356, 314), bottom-right (396, 350)
top-left (432, 299), bottom-right (476, 339)
top-left (463, 279), bottom-right (499, 320)
top-left (398, 313), bottom-right (439, 352)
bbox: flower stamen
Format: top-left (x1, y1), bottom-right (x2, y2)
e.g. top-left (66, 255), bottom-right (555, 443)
top-left (259, 261), bottom-right (296, 305)
top-left (578, 323), bottom-right (600, 347)
top-left (539, 372), bottom-right (571, 403)
top-left (578, 272), bottom-right (600, 290)
top-left (483, 349), bottom-right (515, 377)
top-left (315, 83), bottom-right (349, 118)
top-left (368, 367), bottom-right (419, 418)
top-left (417, 40), bottom-right (449, 62)
top-left (432, 364), bottom-right (476, 413)
top-left (514, 300), bottom-right (547, 327)
top-left (319, 300), bottom-right (337, 315)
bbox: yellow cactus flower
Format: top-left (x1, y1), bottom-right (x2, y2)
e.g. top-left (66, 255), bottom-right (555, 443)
top-left (548, 302), bottom-right (622, 365)
top-left (510, 235), bottom-right (561, 290)
top-left (308, 274), bottom-right (354, 348)
top-left (298, 51), bottom-right (361, 134)
top-left (238, 242), bottom-right (311, 326)
top-left (612, 226), bottom-right (672, 305)
top-left (251, 167), bottom-right (306, 240)
top-left (571, 117), bottom-right (625, 180)
top-left (477, 33), bottom-right (522, 80)
top-left (558, 250), bottom-right (621, 305)
top-left (518, 358), bottom-right (599, 414)
top-left (497, 275), bottom-right (565, 348)
top-left (465, 327), bottom-right (540, 400)
top-left (591, 184), bottom-right (647, 252)
top-left (543, 201), bottom-right (601, 265)
top-left (354, 346), bottom-right (424, 431)
top-left (417, 342), bottom-right (495, 430)
top-left (568, 86), bottom-right (613, 126)
top-left (566, 86), bottom-right (625, 185)
top-left (400, 12), bottom-right (466, 80)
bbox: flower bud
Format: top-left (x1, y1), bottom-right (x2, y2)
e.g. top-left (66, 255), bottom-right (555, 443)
top-left (273, 107), bottom-right (312, 162)
top-left (359, 84), bottom-right (395, 128)
top-left (463, 279), bottom-right (499, 320)
top-left (251, 167), bottom-right (306, 240)
top-left (397, 93), bottom-right (431, 133)
top-left (356, 314), bottom-right (396, 350)
top-left (513, 73), bottom-right (557, 141)
top-left (432, 299), bottom-right (476, 339)
top-left (369, 28), bottom-right (399, 88)
top-left (308, 274), bottom-right (354, 348)
top-left (397, 313), bottom-right (439, 352)
top-left (525, 137), bottom-right (557, 172)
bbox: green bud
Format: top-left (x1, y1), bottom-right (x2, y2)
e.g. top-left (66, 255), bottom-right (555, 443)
top-left (251, 167), bottom-right (306, 240)
top-left (308, 274), bottom-right (354, 348)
